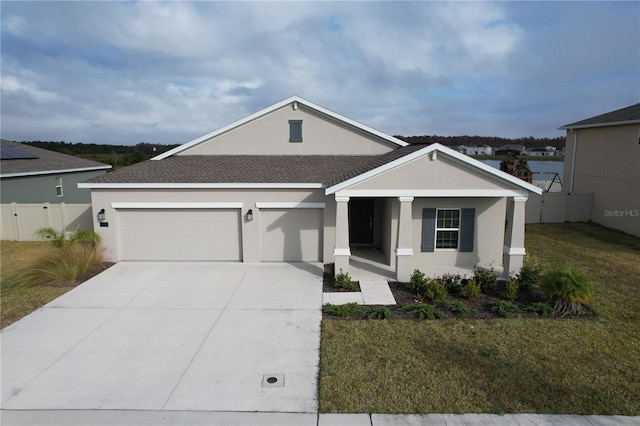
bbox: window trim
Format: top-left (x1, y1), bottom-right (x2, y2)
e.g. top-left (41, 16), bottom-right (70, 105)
top-left (435, 208), bottom-right (460, 251)
top-left (55, 176), bottom-right (63, 197)
top-left (289, 119), bottom-right (303, 143)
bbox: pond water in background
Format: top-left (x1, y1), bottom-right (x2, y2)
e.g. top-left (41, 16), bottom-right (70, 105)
top-left (481, 160), bottom-right (564, 177)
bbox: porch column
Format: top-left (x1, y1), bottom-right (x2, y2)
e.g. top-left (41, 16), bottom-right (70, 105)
top-left (395, 196), bottom-right (414, 282)
top-left (334, 196), bottom-right (351, 276)
top-left (504, 196), bottom-right (527, 277)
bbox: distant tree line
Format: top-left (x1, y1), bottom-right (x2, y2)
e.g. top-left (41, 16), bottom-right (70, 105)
top-left (20, 141), bottom-right (180, 170)
top-left (394, 135), bottom-right (565, 150)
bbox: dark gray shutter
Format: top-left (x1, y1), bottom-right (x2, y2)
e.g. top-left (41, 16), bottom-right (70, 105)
top-left (421, 208), bottom-right (436, 252)
top-left (459, 208), bottom-right (475, 252)
top-left (289, 120), bottom-right (303, 142)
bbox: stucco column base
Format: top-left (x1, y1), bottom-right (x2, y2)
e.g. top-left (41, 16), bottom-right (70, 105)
top-left (503, 250), bottom-right (524, 278)
top-left (334, 254), bottom-right (350, 277)
top-left (395, 254), bottom-right (413, 282)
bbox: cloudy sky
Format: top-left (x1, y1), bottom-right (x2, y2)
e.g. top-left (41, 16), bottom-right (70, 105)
top-left (1, 1), bottom-right (638, 146)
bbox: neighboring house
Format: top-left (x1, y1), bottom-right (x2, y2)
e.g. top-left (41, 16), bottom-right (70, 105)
top-left (80, 97), bottom-right (541, 280)
top-left (495, 144), bottom-right (526, 156)
top-left (461, 144), bottom-right (493, 155)
top-left (1, 140), bottom-right (111, 240)
top-left (559, 103), bottom-right (640, 237)
top-left (528, 146), bottom-right (558, 156)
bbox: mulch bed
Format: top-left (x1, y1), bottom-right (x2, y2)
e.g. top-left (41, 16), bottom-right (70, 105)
top-left (323, 276), bottom-right (594, 320)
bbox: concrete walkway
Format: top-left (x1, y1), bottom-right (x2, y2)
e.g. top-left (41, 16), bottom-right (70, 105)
top-left (322, 280), bottom-right (396, 305)
top-left (2, 410), bottom-right (638, 425)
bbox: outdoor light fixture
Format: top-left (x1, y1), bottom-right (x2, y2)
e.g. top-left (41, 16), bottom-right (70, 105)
top-left (97, 209), bottom-right (106, 222)
top-left (246, 209), bottom-right (253, 221)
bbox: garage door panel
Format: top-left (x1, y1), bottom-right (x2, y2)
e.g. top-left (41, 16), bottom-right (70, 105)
top-left (261, 209), bottom-right (322, 262)
top-left (119, 209), bottom-right (241, 261)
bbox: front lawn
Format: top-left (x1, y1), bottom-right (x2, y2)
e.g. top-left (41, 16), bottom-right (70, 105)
top-left (319, 223), bottom-right (640, 414)
top-left (1, 241), bottom-right (74, 329)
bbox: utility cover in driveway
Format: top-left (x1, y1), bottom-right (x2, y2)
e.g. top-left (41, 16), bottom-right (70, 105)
top-left (118, 209), bottom-right (242, 260)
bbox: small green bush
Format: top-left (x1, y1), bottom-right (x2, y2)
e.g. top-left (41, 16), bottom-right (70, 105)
top-left (408, 269), bottom-right (429, 298)
top-left (323, 303), bottom-right (367, 317)
top-left (489, 301), bottom-right (521, 318)
top-left (335, 269), bottom-right (355, 291)
top-left (526, 301), bottom-right (553, 317)
top-left (463, 278), bottom-right (480, 300)
top-left (425, 279), bottom-right (448, 302)
top-left (401, 303), bottom-right (443, 319)
top-left (504, 279), bottom-right (519, 300)
top-left (541, 267), bottom-right (593, 316)
top-left (474, 267), bottom-right (498, 294)
top-left (367, 306), bottom-right (392, 320)
top-left (516, 262), bottom-right (541, 292)
top-left (446, 300), bottom-right (478, 318)
top-left (441, 273), bottom-right (462, 295)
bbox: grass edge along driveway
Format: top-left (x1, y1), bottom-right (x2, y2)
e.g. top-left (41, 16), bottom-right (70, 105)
top-left (318, 223), bottom-right (640, 415)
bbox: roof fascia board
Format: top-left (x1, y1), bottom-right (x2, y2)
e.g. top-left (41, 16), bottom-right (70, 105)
top-left (325, 143), bottom-right (542, 195)
top-left (335, 189), bottom-right (530, 198)
top-left (558, 119), bottom-right (640, 130)
top-left (78, 182), bottom-right (324, 189)
top-left (0, 165), bottom-right (111, 179)
top-left (111, 202), bottom-right (243, 209)
top-left (152, 96), bottom-right (407, 160)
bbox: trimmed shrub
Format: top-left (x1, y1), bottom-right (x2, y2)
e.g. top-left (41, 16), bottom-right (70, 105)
top-left (441, 273), bottom-right (462, 295)
top-left (541, 267), bottom-right (593, 316)
top-left (504, 279), bottom-right (519, 301)
top-left (425, 279), bottom-right (448, 302)
top-left (408, 269), bottom-right (429, 298)
top-left (335, 269), bottom-right (355, 291)
top-left (474, 267), bottom-right (498, 294)
top-left (367, 306), bottom-right (392, 320)
top-left (323, 303), bottom-right (367, 317)
top-left (526, 302), bottom-right (553, 317)
top-left (463, 278), bottom-right (481, 300)
top-left (516, 262), bottom-right (542, 292)
top-left (446, 300), bottom-right (478, 318)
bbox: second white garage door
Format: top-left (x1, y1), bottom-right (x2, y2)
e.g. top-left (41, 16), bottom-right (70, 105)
top-left (118, 208), bottom-right (242, 261)
top-left (261, 209), bottom-right (322, 262)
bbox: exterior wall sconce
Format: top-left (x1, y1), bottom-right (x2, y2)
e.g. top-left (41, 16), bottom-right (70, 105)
top-left (97, 209), bottom-right (106, 222)
top-left (246, 209), bottom-right (253, 221)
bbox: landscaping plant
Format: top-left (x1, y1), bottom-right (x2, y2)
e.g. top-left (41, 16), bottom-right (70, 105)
top-left (401, 303), bottom-right (443, 319)
top-left (463, 278), bottom-right (480, 300)
top-left (335, 269), bottom-right (355, 291)
top-left (504, 278), bottom-right (519, 300)
top-left (516, 261), bottom-right (542, 292)
top-left (541, 267), bottom-right (593, 316)
top-left (525, 301), bottom-right (553, 317)
top-left (474, 266), bottom-right (498, 294)
top-left (323, 303), bottom-right (368, 317)
top-left (408, 269), bottom-right (429, 299)
top-left (425, 279), bottom-right (448, 302)
top-left (489, 300), bottom-right (521, 318)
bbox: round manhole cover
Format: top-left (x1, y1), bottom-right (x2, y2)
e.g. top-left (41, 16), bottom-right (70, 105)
top-left (266, 376), bottom-right (278, 384)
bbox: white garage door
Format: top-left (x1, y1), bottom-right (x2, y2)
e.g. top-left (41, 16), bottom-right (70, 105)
top-left (261, 209), bottom-right (322, 262)
top-left (119, 209), bottom-right (242, 261)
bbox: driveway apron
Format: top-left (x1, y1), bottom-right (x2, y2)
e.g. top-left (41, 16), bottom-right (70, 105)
top-left (1, 262), bottom-right (323, 413)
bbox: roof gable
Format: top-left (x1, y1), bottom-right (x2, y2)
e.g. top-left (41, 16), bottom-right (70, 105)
top-left (326, 143), bottom-right (542, 195)
top-left (153, 96), bottom-right (407, 159)
top-left (0, 140), bottom-right (111, 178)
top-left (559, 103), bottom-right (640, 130)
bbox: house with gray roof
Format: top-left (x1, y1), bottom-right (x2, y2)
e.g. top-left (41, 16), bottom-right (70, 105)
top-left (559, 103), bottom-right (640, 237)
top-left (80, 96), bottom-right (541, 280)
top-left (1, 139), bottom-right (110, 240)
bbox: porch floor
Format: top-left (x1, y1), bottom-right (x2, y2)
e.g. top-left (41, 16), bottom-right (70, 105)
top-left (348, 246), bottom-right (395, 282)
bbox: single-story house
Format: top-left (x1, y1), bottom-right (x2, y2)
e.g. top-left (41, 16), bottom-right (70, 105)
top-left (559, 103), bottom-right (640, 237)
top-left (1, 139), bottom-right (111, 240)
top-left (80, 97), bottom-right (541, 280)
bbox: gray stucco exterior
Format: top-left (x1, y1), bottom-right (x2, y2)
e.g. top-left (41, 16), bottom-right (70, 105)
top-left (1, 170), bottom-right (107, 204)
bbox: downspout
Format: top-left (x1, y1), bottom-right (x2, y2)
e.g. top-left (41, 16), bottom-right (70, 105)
top-left (569, 130), bottom-right (578, 193)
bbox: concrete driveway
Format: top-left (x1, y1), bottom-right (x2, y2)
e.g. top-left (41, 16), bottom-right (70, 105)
top-left (1, 262), bottom-right (323, 414)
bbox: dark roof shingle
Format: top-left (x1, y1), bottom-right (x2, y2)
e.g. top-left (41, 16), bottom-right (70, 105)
top-left (0, 140), bottom-right (110, 176)
top-left (559, 103), bottom-right (640, 129)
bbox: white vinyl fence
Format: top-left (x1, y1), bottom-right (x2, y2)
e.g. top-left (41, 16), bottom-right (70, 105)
top-left (1, 203), bottom-right (93, 241)
top-left (525, 192), bottom-right (593, 224)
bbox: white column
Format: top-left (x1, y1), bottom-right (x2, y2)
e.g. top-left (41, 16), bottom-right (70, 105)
top-left (333, 195), bottom-right (351, 276)
top-left (504, 196), bottom-right (527, 277)
top-left (395, 196), bottom-right (414, 282)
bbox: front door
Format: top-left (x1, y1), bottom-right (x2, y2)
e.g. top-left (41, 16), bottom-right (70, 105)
top-left (349, 198), bottom-right (374, 244)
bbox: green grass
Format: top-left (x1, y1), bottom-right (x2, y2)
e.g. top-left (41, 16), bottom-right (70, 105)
top-left (1, 241), bottom-right (74, 329)
top-left (319, 223), bottom-right (640, 414)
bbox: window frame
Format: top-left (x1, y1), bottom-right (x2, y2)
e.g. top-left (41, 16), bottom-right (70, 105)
top-left (55, 176), bottom-right (63, 197)
top-left (434, 208), bottom-right (460, 251)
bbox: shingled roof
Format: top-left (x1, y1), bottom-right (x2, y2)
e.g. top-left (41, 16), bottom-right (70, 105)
top-left (0, 140), bottom-right (111, 177)
top-left (559, 103), bottom-right (640, 130)
top-left (84, 144), bottom-right (430, 187)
